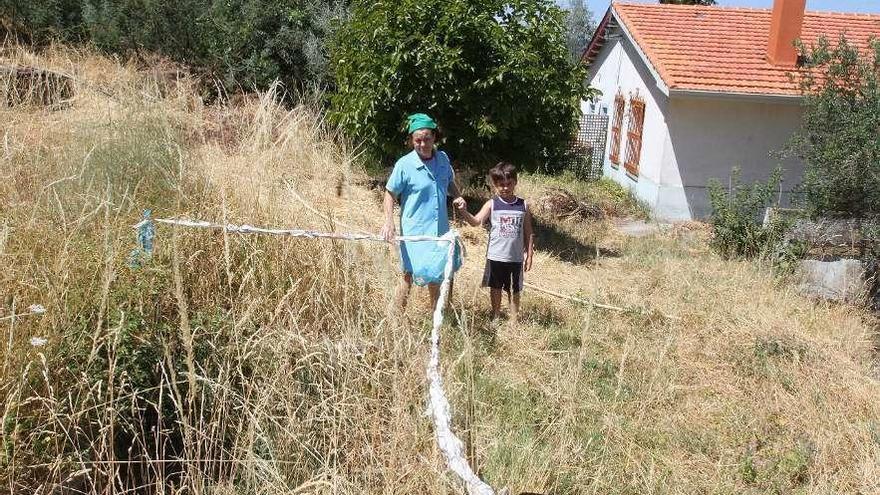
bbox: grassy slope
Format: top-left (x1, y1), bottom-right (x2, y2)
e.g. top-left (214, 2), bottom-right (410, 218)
top-left (1, 47), bottom-right (879, 494)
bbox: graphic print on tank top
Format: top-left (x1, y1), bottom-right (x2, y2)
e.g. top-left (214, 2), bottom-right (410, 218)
top-left (487, 196), bottom-right (526, 263)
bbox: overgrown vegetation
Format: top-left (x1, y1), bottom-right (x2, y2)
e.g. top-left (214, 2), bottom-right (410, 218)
top-left (707, 167), bottom-right (788, 259)
top-left (329, 0), bottom-right (592, 167)
top-left (1, 0), bottom-right (348, 90)
top-left (520, 173), bottom-right (649, 220)
top-left (790, 36), bottom-right (880, 219)
top-left (3, 45), bottom-right (880, 495)
top-left (0, 48), bottom-right (397, 492)
top-left (4, 0), bottom-right (594, 170)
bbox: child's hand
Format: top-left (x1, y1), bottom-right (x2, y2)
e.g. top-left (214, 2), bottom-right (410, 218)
top-left (524, 253), bottom-right (533, 272)
top-left (452, 196), bottom-right (467, 210)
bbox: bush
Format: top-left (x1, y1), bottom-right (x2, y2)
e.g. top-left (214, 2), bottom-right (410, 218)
top-left (0, 0), bottom-right (85, 39)
top-left (329, 0), bottom-right (592, 167)
top-left (708, 167), bottom-right (788, 259)
top-left (1, 0), bottom-right (347, 92)
top-left (789, 36), bottom-right (880, 218)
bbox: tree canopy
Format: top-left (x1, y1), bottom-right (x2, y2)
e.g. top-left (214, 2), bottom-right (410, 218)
top-left (1, 0), bottom-right (348, 91)
top-left (789, 36), bottom-right (880, 218)
top-left (564, 0), bottom-right (596, 64)
top-left (329, 0), bottom-right (592, 168)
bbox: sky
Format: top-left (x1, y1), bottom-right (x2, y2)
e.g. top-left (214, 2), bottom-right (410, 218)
top-left (577, 0), bottom-right (880, 15)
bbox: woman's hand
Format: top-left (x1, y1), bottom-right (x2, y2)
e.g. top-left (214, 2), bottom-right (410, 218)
top-left (452, 196), bottom-right (467, 211)
top-left (381, 190), bottom-right (397, 242)
top-left (381, 221), bottom-right (397, 242)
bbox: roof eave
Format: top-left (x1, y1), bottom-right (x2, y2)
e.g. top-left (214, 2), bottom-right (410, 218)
top-left (669, 88), bottom-right (804, 104)
top-left (581, 8), bottom-right (613, 65)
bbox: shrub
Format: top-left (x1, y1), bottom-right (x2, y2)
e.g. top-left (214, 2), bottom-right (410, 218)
top-left (789, 36), bottom-right (880, 218)
top-left (329, 0), bottom-right (593, 167)
top-left (1, 0), bottom-right (347, 92)
top-left (708, 167), bottom-right (788, 259)
top-left (0, 0), bottom-right (85, 40)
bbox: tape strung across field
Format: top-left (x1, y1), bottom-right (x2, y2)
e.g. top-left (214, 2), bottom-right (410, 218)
top-left (138, 217), bottom-right (495, 495)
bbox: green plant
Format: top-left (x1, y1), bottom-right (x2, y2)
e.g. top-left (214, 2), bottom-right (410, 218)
top-left (767, 238), bottom-right (809, 275)
top-left (3, 0), bottom-right (347, 92)
top-left (563, 0), bottom-right (595, 64)
top-left (708, 167), bottom-right (787, 259)
top-left (789, 36), bottom-right (880, 218)
top-left (329, 0), bottom-right (594, 167)
top-left (589, 177), bottom-right (650, 218)
top-left (0, 0), bottom-right (85, 40)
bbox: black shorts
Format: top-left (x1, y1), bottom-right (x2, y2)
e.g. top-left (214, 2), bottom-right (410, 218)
top-left (481, 260), bottom-right (523, 294)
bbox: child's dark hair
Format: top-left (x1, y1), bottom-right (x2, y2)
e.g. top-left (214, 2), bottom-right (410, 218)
top-left (488, 162), bottom-right (517, 183)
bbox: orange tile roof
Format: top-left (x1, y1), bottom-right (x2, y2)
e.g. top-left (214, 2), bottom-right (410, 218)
top-left (591, 1), bottom-right (880, 97)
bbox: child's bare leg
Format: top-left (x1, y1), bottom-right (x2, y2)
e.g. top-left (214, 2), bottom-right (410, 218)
top-left (395, 273), bottom-right (414, 310)
top-left (510, 292), bottom-right (521, 322)
top-left (490, 289), bottom-right (503, 319)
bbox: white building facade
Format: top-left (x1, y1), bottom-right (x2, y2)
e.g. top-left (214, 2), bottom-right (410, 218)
top-left (581, 1), bottom-right (878, 220)
top-left (585, 27), bottom-right (803, 220)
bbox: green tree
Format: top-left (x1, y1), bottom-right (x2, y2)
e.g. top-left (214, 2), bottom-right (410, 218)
top-left (81, 0), bottom-right (208, 63)
top-left (0, 0), bottom-right (85, 40)
top-left (789, 36), bottom-right (880, 218)
top-left (2, 0), bottom-right (348, 91)
top-left (659, 0), bottom-right (716, 5)
top-left (329, 0), bottom-right (592, 167)
top-left (564, 0), bottom-right (595, 64)
top-left (200, 0), bottom-right (348, 90)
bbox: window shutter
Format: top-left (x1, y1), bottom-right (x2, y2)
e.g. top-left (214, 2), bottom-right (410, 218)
top-left (609, 92), bottom-right (625, 166)
top-left (624, 93), bottom-right (646, 177)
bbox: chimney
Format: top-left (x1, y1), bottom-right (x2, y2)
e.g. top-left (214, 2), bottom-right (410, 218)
top-left (766, 0), bottom-right (806, 66)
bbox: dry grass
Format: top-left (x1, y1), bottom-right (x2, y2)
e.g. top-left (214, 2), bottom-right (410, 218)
top-left (2, 44), bottom-right (879, 495)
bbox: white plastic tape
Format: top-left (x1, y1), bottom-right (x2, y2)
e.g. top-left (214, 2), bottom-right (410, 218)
top-left (146, 218), bottom-right (494, 494)
top-left (428, 231), bottom-right (494, 495)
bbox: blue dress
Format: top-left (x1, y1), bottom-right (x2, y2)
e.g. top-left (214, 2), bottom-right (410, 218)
top-left (386, 150), bottom-right (462, 285)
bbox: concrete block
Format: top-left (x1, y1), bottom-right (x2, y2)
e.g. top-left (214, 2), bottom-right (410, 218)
top-left (796, 258), bottom-right (866, 302)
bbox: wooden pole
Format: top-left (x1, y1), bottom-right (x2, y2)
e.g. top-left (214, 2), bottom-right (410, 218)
top-left (524, 282), bottom-right (680, 321)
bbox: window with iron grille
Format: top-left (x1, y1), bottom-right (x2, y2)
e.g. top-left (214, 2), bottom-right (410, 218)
top-left (609, 92), bottom-right (625, 166)
top-left (624, 93), bottom-right (645, 177)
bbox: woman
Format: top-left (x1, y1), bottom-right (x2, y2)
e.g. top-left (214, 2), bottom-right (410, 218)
top-left (381, 113), bottom-right (466, 308)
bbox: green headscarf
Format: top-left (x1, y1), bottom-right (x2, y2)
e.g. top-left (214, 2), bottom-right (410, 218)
top-left (407, 113), bottom-right (437, 134)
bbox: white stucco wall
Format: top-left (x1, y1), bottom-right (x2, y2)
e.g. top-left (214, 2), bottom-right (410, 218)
top-left (665, 97), bottom-right (804, 219)
top-left (582, 19), bottom-right (807, 221)
top-left (583, 31), bottom-right (671, 217)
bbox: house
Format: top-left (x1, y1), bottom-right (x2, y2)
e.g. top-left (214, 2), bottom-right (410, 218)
top-left (581, 0), bottom-right (879, 220)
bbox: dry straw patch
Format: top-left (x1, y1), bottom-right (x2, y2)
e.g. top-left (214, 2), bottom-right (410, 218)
top-left (0, 44), bottom-right (445, 495)
top-left (1, 44), bottom-right (880, 495)
top-left (479, 232), bottom-right (880, 493)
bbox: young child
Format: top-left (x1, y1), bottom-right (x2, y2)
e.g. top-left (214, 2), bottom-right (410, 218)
top-left (456, 162), bottom-right (534, 320)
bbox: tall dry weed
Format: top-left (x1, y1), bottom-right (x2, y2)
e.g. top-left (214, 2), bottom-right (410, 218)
top-left (0, 44), bottom-right (442, 495)
top-left (2, 43), bottom-right (880, 495)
